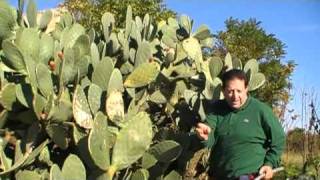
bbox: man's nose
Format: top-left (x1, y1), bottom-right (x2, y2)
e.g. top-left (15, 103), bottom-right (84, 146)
top-left (232, 92), bottom-right (238, 100)
top-left (231, 93), bottom-right (236, 99)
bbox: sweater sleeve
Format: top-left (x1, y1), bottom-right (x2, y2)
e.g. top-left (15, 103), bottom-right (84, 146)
top-left (202, 114), bottom-right (218, 148)
top-left (261, 106), bottom-right (286, 168)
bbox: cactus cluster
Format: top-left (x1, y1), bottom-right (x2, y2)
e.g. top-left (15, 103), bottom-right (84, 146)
top-left (0, 1), bottom-right (266, 179)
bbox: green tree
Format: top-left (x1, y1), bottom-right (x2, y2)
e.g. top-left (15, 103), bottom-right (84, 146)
top-left (63, 0), bottom-right (176, 30)
top-left (214, 18), bottom-right (295, 116)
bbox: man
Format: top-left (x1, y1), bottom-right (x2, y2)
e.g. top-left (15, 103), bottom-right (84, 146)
top-left (196, 69), bottom-right (285, 180)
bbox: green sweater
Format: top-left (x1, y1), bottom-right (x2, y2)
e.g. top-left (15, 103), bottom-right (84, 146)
top-left (204, 96), bottom-right (285, 179)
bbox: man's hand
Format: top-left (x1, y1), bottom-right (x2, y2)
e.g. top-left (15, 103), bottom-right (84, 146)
top-left (195, 123), bottom-right (211, 140)
top-left (259, 165), bottom-right (273, 180)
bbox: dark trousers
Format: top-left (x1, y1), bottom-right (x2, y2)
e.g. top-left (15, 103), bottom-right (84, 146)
top-left (209, 173), bottom-right (258, 180)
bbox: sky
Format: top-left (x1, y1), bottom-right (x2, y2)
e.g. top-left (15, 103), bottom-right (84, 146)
top-left (7, 0), bottom-right (320, 128)
top-left (8, 0), bottom-right (62, 9)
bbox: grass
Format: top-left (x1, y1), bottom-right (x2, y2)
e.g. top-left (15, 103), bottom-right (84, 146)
top-left (279, 151), bottom-right (320, 179)
top-left (282, 151), bottom-right (304, 168)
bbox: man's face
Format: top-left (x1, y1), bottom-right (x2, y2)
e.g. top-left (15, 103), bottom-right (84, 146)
top-left (223, 78), bottom-right (248, 110)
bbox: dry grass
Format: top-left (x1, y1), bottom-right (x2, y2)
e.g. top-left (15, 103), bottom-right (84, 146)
top-left (282, 151), bottom-right (304, 168)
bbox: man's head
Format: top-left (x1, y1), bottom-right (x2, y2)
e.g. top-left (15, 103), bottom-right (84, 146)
top-left (221, 69), bottom-right (248, 109)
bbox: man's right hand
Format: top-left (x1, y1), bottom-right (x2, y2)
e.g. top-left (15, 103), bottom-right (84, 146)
top-left (195, 123), bottom-right (211, 140)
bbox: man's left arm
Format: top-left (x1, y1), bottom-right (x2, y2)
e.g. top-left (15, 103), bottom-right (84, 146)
top-left (261, 106), bottom-right (286, 168)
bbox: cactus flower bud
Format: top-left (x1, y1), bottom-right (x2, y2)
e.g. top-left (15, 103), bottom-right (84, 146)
top-left (48, 61), bottom-right (55, 71)
top-left (40, 112), bottom-right (47, 120)
top-left (58, 51), bottom-right (64, 59)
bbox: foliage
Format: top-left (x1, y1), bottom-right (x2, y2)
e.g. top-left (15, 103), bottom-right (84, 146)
top-left (214, 18), bottom-right (295, 113)
top-left (287, 128), bottom-right (305, 153)
top-left (63, 0), bottom-right (176, 30)
top-left (281, 162), bottom-right (318, 180)
top-left (285, 127), bottom-right (320, 179)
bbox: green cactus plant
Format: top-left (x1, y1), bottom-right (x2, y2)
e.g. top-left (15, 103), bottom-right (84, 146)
top-left (108, 112), bottom-right (153, 178)
top-left (39, 10), bottom-right (53, 30)
top-left (16, 28), bottom-right (40, 62)
top-left (39, 33), bottom-right (54, 64)
top-left (38, 146), bottom-right (52, 165)
top-left (36, 63), bottom-right (54, 98)
top-left (248, 72), bottom-right (266, 91)
top-left (15, 170), bottom-right (41, 180)
top-left (0, 146), bottom-right (11, 173)
top-left (88, 112), bottom-right (110, 170)
top-left (243, 59), bottom-right (266, 90)
top-left (91, 57), bottom-right (114, 91)
top-left (131, 169), bottom-right (149, 180)
top-left (101, 12), bottom-right (115, 42)
top-left (0, 2), bottom-right (269, 179)
top-left (32, 93), bottom-right (47, 120)
top-left (105, 33), bottom-right (120, 56)
top-left (148, 140), bottom-right (183, 163)
top-left (61, 154), bottom-right (86, 180)
top-left (0, 110), bottom-right (9, 129)
top-left (2, 40), bottom-right (26, 73)
top-left (90, 43), bottom-right (100, 69)
top-left (244, 58), bottom-right (259, 76)
top-left (130, 22), bottom-right (142, 46)
top-left (73, 85), bottom-right (93, 129)
top-left (209, 56), bottom-right (223, 80)
top-left (124, 62), bottom-right (160, 88)
top-left (107, 68), bottom-right (124, 95)
top-left (193, 25), bottom-right (211, 41)
top-left (179, 15), bottom-right (192, 36)
top-left (182, 37), bottom-right (203, 71)
top-left (0, 83), bottom-right (16, 110)
top-left (0, 139), bottom-right (49, 176)
top-left (224, 52), bottom-right (233, 71)
top-left (141, 152), bottom-right (158, 169)
top-left (46, 123), bottom-right (69, 149)
top-left (60, 48), bottom-right (77, 84)
top-left (161, 25), bottom-right (178, 48)
top-left (88, 84), bottom-right (103, 114)
top-left (26, 0), bottom-right (37, 28)
top-left (49, 164), bottom-right (64, 180)
top-left (134, 42), bottom-right (153, 67)
top-left (149, 90), bottom-right (167, 104)
top-left (0, 1), bottom-right (17, 42)
top-left (47, 98), bottom-right (72, 122)
top-left (164, 170), bottom-right (182, 180)
top-left (125, 6), bottom-right (132, 39)
top-left (73, 34), bottom-right (91, 58)
top-left (23, 139), bottom-right (49, 166)
top-left (60, 23), bottom-right (86, 50)
top-left (222, 52), bottom-right (243, 71)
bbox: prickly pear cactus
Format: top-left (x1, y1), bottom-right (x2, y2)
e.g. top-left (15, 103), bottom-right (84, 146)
top-left (73, 85), bottom-right (93, 129)
top-left (61, 154), bottom-right (86, 180)
top-left (110, 112), bottom-right (153, 171)
top-left (88, 112), bottom-right (110, 170)
top-left (106, 91), bottom-right (124, 123)
top-left (243, 58), bottom-right (266, 90)
top-left (0, 1), bottom-right (267, 180)
top-left (124, 62), bottom-right (160, 88)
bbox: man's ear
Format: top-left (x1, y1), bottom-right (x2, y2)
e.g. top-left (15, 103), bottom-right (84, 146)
top-left (245, 86), bottom-right (249, 93)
